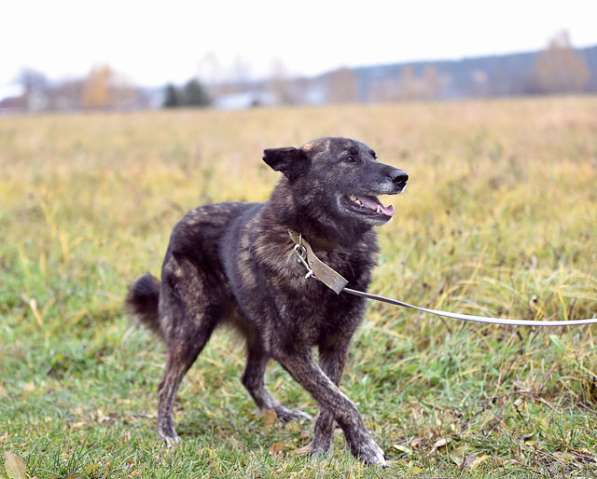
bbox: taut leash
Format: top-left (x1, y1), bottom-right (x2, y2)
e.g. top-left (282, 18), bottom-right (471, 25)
top-left (288, 231), bottom-right (597, 327)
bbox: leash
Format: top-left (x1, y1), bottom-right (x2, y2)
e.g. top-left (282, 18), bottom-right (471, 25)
top-left (288, 231), bottom-right (597, 327)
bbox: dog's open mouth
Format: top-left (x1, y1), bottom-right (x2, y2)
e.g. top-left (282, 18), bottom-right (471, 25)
top-left (343, 194), bottom-right (395, 219)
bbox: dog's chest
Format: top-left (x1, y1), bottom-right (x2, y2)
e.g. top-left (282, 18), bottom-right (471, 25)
top-left (276, 245), bottom-right (374, 336)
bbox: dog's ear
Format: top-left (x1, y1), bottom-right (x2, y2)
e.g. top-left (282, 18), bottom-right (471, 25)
top-left (262, 147), bottom-right (308, 181)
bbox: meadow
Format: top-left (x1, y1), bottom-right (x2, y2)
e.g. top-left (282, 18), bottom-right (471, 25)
top-left (0, 98), bottom-right (596, 478)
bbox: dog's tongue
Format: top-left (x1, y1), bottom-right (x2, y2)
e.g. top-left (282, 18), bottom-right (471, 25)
top-left (360, 195), bottom-right (394, 217)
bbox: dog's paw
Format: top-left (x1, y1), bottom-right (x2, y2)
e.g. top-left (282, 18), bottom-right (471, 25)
top-left (275, 405), bottom-right (312, 423)
top-left (351, 434), bottom-right (387, 467)
top-left (307, 442), bottom-right (332, 459)
top-left (294, 441), bottom-right (331, 459)
top-left (159, 430), bottom-right (181, 448)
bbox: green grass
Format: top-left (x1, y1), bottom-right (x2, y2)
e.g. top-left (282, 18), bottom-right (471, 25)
top-left (1, 98), bottom-right (596, 478)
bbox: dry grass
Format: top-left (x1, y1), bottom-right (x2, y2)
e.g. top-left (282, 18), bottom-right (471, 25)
top-left (1, 97), bottom-right (596, 478)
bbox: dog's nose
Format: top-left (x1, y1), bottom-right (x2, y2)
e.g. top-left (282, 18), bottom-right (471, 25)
top-left (389, 169), bottom-right (408, 188)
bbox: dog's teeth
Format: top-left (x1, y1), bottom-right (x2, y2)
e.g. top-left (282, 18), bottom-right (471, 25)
top-left (348, 195), bottom-right (364, 207)
top-left (376, 205), bottom-right (381, 214)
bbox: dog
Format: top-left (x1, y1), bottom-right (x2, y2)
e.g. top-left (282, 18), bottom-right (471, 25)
top-left (126, 137), bottom-right (408, 466)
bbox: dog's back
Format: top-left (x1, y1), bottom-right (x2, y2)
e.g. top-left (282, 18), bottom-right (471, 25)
top-left (126, 201), bottom-right (259, 340)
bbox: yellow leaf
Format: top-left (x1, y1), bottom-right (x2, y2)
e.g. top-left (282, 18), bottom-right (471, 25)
top-left (22, 383), bottom-right (35, 393)
top-left (410, 437), bottom-right (424, 449)
top-left (430, 437), bottom-right (450, 453)
top-left (407, 464), bottom-right (424, 474)
top-left (269, 442), bottom-right (285, 456)
top-left (468, 454), bottom-right (489, 470)
top-left (84, 463), bottom-right (100, 475)
top-left (4, 452), bottom-right (27, 479)
top-left (262, 409), bottom-right (277, 428)
top-left (393, 444), bottom-right (413, 455)
top-left (553, 452), bottom-right (575, 464)
top-left (294, 444), bottom-right (312, 456)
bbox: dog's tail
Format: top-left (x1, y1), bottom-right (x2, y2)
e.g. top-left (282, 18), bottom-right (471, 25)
top-left (125, 273), bottom-right (164, 341)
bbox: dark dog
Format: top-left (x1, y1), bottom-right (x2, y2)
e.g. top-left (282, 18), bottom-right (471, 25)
top-left (126, 137), bottom-right (408, 465)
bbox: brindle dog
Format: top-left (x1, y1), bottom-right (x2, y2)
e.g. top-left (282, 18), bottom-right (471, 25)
top-left (126, 137), bottom-right (408, 465)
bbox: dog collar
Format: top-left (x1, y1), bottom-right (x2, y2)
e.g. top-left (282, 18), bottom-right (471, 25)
top-left (288, 230), bottom-right (348, 294)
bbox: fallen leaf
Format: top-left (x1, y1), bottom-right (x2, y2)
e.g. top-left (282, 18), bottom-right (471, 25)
top-left (95, 409), bottom-right (111, 424)
top-left (430, 437), bottom-right (450, 454)
top-left (406, 464), bottom-right (424, 474)
top-left (21, 382), bottom-right (35, 393)
top-left (269, 442), bottom-right (285, 456)
top-left (4, 452), bottom-right (27, 479)
top-left (393, 444), bottom-right (413, 455)
top-left (294, 444), bottom-right (312, 456)
top-left (410, 437), bottom-right (424, 449)
top-left (552, 452), bottom-right (575, 464)
top-left (262, 409), bottom-right (277, 428)
top-left (462, 453), bottom-right (489, 470)
top-left (84, 463), bottom-right (101, 475)
top-left (286, 421), bottom-right (302, 434)
top-left (0, 384), bottom-right (6, 397)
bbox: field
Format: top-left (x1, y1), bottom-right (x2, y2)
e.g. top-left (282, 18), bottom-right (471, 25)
top-left (1, 98), bottom-right (596, 478)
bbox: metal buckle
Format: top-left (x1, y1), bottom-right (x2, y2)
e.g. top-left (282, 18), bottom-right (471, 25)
top-left (292, 243), bottom-right (315, 280)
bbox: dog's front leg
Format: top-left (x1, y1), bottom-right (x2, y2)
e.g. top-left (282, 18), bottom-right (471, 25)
top-left (309, 337), bottom-right (350, 456)
top-left (275, 350), bottom-right (386, 466)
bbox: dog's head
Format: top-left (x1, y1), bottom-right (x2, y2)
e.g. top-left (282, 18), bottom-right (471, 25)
top-left (263, 137), bottom-right (408, 227)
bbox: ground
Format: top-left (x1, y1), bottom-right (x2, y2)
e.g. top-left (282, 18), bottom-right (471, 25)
top-left (0, 98), bottom-right (596, 478)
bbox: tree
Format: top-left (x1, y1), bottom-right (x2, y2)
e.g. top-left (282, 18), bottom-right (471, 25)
top-left (530, 31), bottom-right (590, 94)
top-left (369, 76), bottom-right (401, 102)
top-left (269, 59), bottom-right (295, 105)
top-left (398, 66), bottom-right (418, 100)
top-left (82, 65), bottom-right (113, 109)
top-left (17, 68), bottom-right (49, 111)
top-left (82, 65), bottom-right (139, 110)
top-left (182, 79), bottom-right (211, 107)
top-left (421, 66), bottom-right (440, 99)
top-left (163, 84), bottom-right (180, 108)
top-left (326, 67), bottom-right (359, 103)
top-left (17, 68), bottom-right (48, 96)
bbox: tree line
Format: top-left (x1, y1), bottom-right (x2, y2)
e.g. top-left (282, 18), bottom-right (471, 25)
top-left (162, 79), bottom-right (211, 108)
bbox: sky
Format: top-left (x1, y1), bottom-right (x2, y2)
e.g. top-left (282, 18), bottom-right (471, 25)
top-left (1, 0), bottom-right (597, 98)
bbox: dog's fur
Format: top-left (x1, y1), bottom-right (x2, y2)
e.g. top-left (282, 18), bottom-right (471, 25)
top-left (126, 137), bottom-right (408, 465)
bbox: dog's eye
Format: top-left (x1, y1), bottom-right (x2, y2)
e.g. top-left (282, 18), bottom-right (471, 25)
top-left (345, 155), bottom-right (359, 163)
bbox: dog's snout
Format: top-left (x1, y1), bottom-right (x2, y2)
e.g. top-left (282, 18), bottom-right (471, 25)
top-left (388, 169), bottom-right (408, 189)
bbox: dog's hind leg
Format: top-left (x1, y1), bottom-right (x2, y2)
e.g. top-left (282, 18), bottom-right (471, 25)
top-left (241, 341), bottom-right (312, 423)
top-left (156, 256), bottom-right (224, 445)
top-left (157, 313), bottom-right (218, 445)
top-left (157, 344), bottom-right (204, 445)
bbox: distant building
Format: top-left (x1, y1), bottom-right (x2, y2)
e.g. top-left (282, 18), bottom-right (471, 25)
top-left (214, 90), bottom-right (276, 110)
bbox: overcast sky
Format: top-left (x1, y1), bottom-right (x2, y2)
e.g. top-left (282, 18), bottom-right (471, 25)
top-left (1, 0), bottom-right (597, 97)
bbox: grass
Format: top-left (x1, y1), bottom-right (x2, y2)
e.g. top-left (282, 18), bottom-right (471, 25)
top-left (0, 97), bottom-right (596, 478)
